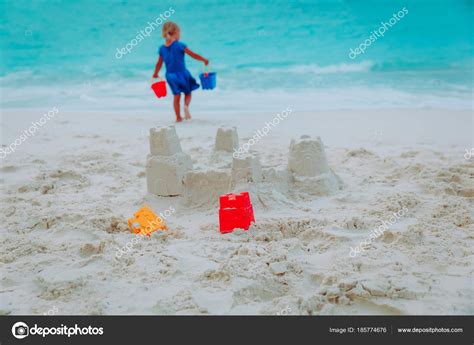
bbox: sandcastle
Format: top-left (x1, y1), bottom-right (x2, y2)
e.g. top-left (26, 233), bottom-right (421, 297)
top-left (215, 127), bottom-right (238, 153)
top-left (145, 126), bottom-right (342, 203)
top-left (183, 170), bottom-right (231, 206)
top-left (210, 126), bottom-right (239, 168)
top-left (231, 153), bottom-right (262, 184)
top-left (287, 135), bottom-right (341, 195)
top-left (146, 126), bottom-right (192, 196)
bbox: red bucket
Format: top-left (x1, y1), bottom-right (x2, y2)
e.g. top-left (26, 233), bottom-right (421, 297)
top-left (151, 80), bottom-right (167, 98)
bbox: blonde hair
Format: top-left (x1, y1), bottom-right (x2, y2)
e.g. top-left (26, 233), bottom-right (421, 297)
top-left (162, 22), bottom-right (180, 40)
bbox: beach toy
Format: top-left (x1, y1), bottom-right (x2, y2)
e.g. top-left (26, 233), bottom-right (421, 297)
top-left (199, 66), bottom-right (216, 90)
top-left (151, 79), bottom-right (167, 98)
top-left (219, 192), bottom-right (255, 234)
top-left (128, 205), bottom-right (167, 236)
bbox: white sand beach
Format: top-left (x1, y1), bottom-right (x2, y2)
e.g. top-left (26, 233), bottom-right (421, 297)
top-left (0, 108), bottom-right (473, 315)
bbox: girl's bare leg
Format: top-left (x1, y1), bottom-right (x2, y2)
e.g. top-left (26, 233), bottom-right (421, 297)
top-left (184, 93), bottom-right (192, 120)
top-left (173, 94), bottom-right (182, 122)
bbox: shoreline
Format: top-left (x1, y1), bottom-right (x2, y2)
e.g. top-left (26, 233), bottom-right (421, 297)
top-left (1, 108), bottom-right (471, 153)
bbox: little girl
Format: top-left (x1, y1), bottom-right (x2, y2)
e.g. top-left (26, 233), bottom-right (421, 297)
top-left (152, 22), bottom-right (209, 122)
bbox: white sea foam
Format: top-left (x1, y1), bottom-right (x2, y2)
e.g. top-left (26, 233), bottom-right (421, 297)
top-left (0, 67), bottom-right (471, 112)
top-left (246, 61), bottom-right (375, 74)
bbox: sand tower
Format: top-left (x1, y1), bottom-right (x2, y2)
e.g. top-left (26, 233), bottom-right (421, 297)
top-left (146, 126), bottom-right (192, 196)
top-left (210, 126), bottom-right (239, 167)
top-left (214, 127), bottom-right (239, 153)
top-left (231, 153), bottom-right (262, 185)
top-left (287, 135), bottom-right (341, 195)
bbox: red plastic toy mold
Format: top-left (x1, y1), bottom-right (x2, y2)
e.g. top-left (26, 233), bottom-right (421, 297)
top-left (219, 192), bottom-right (255, 234)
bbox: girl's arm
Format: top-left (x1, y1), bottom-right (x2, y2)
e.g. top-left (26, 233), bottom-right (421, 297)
top-left (184, 48), bottom-right (209, 65)
top-left (152, 56), bottom-right (163, 78)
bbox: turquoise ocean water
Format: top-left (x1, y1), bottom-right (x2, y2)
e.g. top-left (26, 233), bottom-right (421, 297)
top-left (1, 0), bottom-right (472, 111)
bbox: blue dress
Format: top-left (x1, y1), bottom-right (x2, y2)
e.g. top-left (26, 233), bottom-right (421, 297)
top-left (158, 41), bottom-right (199, 95)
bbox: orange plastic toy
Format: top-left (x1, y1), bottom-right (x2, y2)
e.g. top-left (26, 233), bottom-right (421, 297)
top-left (128, 205), bottom-right (167, 236)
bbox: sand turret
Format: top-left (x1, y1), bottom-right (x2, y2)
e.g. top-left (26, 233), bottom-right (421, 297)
top-left (146, 126), bottom-right (192, 196)
top-left (287, 135), bottom-right (341, 195)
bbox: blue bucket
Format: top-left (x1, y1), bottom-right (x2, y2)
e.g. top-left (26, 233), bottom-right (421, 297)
top-left (199, 72), bottom-right (216, 90)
